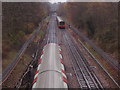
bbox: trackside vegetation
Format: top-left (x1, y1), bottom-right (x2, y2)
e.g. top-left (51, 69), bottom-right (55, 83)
top-left (2, 2), bottom-right (49, 69)
top-left (58, 2), bottom-right (118, 59)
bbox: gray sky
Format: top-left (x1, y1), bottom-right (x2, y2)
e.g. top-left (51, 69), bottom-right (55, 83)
top-left (0, 0), bottom-right (119, 2)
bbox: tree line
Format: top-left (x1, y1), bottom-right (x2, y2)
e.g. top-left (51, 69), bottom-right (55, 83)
top-left (2, 2), bottom-right (49, 59)
top-left (58, 2), bottom-right (118, 58)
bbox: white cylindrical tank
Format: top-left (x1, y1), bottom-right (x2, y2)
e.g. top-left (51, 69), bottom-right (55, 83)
top-left (32, 43), bottom-right (68, 89)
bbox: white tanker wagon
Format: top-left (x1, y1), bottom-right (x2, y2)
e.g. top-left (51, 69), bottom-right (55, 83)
top-left (32, 43), bottom-right (68, 89)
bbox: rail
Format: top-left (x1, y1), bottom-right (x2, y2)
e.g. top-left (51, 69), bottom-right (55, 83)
top-left (63, 32), bottom-right (103, 89)
top-left (66, 23), bottom-right (119, 71)
top-left (78, 39), bottom-right (120, 88)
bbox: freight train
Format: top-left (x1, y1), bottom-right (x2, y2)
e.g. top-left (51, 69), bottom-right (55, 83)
top-left (32, 43), bottom-right (68, 88)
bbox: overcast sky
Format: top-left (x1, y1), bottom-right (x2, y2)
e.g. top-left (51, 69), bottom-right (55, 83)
top-left (0, 0), bottom-right (119, 2)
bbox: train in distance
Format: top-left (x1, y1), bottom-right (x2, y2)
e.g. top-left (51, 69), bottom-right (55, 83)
top-left (56, 16), bottom-right (66, 29)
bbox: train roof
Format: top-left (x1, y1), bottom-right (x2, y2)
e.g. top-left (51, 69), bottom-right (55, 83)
top-left (32, 43), bottom-right (67, 88)
top-left (39, 43), bottom-right (63, 72)
top-left (57, 16), bottom-right (64, 22)
top-left (34, 71), bottom-right (67, 88)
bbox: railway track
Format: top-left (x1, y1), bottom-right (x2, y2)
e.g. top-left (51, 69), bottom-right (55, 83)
top-left (2, 13), bottom-right (118, 89)
top-left (63, 32), bottom-right (103, 89)
top-left (77, 39), bottom-right (120, 88)
top-left (69, 26), bottom-right (119, 71)
top-left (46, 14), bottom-right (58, 44)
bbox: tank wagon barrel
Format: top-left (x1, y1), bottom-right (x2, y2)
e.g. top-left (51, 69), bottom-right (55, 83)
top-left (32, 43), bottom-right (68, 88)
